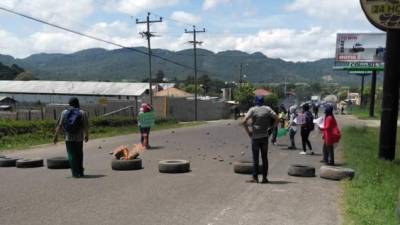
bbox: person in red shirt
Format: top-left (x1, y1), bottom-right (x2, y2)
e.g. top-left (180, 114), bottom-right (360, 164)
top-left (320, 105), bottom-right (341, 165)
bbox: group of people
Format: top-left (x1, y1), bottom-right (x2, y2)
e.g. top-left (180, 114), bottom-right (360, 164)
top-left (53, 96), bottom-right (340, 182)
top-left (53, 97), bottom-right (155, 178)
top-left (242, 96), bottom-right (340, 183)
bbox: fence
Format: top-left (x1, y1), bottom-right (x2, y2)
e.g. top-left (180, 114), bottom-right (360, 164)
top-left (0, 97), bottom-right (233, 121)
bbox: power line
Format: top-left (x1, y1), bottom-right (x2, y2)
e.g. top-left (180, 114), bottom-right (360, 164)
top-left (0, 6), bottom-right (239, 82)
top-left (0, 6), bottom-right (195, 70)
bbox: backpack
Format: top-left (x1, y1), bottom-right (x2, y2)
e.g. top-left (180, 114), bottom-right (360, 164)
top-left (63, 108), bottom-right (82, 133)
top-left (305, 111), bottom-right (314, 130)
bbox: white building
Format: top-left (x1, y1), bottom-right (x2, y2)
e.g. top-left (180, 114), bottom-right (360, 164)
top-left (0, 80), bottom-right (174, 105)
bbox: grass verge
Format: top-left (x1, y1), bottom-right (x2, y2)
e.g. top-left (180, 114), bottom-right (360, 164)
top-left (341, 126), bottom-right (400, 225)
top-left (351, 106), bottom-right (381, 120)
top-left (0, 118), bottom-right (203, 151)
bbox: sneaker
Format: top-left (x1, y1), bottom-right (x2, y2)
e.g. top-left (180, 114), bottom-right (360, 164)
top-left (246, 177), bottom-right (259, 183)
top-left (260, 178), bottom-right (269, 184)
top-left (299, 151), bottom-right (307, 155)
top-left (271, 142), bottom-right (276, 146)
top-left (310, 151), bottom-right (315, 155)
top-left (288, 146), bottom-right (297, 150)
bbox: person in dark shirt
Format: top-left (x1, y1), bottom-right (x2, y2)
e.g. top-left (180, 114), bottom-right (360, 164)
top-left (53, 97), bottom-right (89, 178)
top-left (242, 96), bottom-right (279, 183)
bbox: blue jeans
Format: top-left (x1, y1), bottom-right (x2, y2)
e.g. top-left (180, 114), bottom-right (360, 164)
top-left (251, 137), bottom-right (269, 179)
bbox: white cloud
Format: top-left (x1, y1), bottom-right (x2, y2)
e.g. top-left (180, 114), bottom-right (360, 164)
top-left (202, 0), bottom-right (231, 10)
top-left (0, 19), bottom-right (150, 58)
top-left (104, 0), bottom-right (180, 15)
top-left (171, 11), bottom-right (201, 25)
top-left (0, 29), bottom-right (31, 57)
top-left (200, 27), bottom-right (338, 61)
top-left (0, 25), bottom-right (341, 61)
top-left (1, 0), bottom-right (94, 27)
top-left (285, 0), bottom-right (364, 20)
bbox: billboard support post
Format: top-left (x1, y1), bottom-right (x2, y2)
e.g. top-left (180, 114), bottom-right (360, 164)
top-left (379, 30), bottom-right (400, 161)
top-left (369, 70), bottom-right (377, 117)
top-left (360, 74), bottom-right (365, 107)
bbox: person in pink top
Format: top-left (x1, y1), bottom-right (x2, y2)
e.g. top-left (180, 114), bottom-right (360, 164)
top-left (320, 105), bottom-right (341, 165)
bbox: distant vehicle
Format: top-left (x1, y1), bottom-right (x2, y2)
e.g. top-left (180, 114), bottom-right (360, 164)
top-left (351, 43), bottom-right (364, 53)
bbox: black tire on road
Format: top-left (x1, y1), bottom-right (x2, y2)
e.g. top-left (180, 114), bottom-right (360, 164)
top-left (288, 164), bottom-right (315, 177)
top-left (111, 158), bottom-right (142, 171)
top-left (233, 161), bottom-right (263, 174)
top-left (16, 158), bottom-right (44, 168)
top-left (0, 158), bottom-right (19, 167)
top-left (159, 160), bottom-right (190, 173)
top-left (47, 157), bottom-right (70, 169)
top-left (319, 166), bottom-right (355, 181)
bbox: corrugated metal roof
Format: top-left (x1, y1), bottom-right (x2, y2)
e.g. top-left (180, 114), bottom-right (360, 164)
top-left (0, 81), bottom-right (158, 97)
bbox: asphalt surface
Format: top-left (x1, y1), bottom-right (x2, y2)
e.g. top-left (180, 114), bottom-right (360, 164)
top-left (0, 119), bottom-right (341, 225)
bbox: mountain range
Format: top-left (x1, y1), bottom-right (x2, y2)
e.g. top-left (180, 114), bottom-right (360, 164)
top-left (0, 47), bottom-right (362, 86)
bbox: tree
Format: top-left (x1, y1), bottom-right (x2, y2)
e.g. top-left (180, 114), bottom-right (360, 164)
top-left (264, 94), bottom-right (279, 112)
top-left (10, 64), bottom-right (25, 74)
top-left (310, 82), bottom-right (322, 94)
top-left (155, 70), bottom-right (165, 83)
top-left (184, 75), bottom-right (194, 85)
top-left (15, 72), bottom-right (37, 81)
top-left (234, 84), bottom-right (255, 110)
top-left (338, 90), bottom-right (348, 101)
top-left (0, 63), bottom-right (18, 80)
top-left (183, 84), bottom-right (196, 93)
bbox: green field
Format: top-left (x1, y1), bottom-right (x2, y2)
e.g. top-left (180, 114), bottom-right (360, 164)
top-left (341, 126), bottom-right (400, 225)
top-left (0, 117), bottom-right (203, 151)
top-left (351, 106), bottom-right (381, 120)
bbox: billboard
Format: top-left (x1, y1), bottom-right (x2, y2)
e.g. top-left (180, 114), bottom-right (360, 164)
top-left (335, 33), bottom-right (386, 63)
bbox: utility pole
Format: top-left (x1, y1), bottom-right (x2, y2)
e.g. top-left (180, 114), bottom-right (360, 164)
top-left (136, 12), bottom-right (162, 105)
top-left (185, 25), bottom-right (205, 121)
top-left (379, 30), bottom-right (400, 160)
top-left (239, 63), bottom-right (243, 86)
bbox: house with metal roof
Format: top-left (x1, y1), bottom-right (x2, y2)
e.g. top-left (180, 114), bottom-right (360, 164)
top-left (0, 81), bottom-right (173, 104)
top-left (0, 96), bottom-right (17, 110)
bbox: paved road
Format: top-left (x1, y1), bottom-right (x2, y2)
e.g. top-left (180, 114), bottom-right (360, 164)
top-left (0, 120), bottom-right (340, 225)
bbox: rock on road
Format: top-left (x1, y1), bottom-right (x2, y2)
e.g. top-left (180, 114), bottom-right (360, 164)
top-left (0, 120), bottom-right (340, 225)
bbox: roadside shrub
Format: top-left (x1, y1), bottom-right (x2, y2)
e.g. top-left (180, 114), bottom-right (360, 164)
top-left (0, 117), bottom-right (178, 137)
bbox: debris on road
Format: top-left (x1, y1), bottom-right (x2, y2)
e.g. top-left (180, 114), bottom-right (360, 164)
top-left (111, 144), bottom-right (144, 160)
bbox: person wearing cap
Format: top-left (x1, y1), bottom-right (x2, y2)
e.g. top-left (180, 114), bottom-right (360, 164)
top-left (53, 97), bottom-right (89, 178)
top-left (320, 105), bottom-right (341, 165)
top-left (242, 96), bottom-right (279, 183)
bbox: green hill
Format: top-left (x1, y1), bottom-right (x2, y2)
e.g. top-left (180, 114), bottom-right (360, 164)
top-left (0, 47), bottom-right (360, 85)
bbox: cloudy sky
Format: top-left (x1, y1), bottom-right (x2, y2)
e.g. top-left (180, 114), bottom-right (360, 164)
top-left (0, 0), bottom-right (380, 61)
